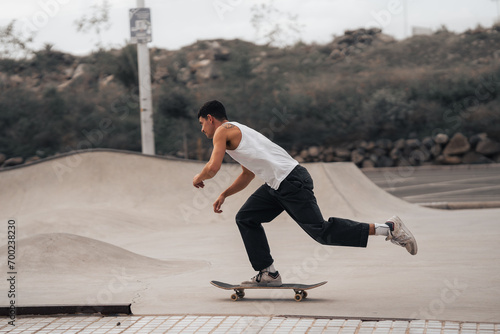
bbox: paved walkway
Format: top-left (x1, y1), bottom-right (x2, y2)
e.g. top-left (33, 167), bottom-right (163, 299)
top-left (2, 315), bottom-right (499, 333)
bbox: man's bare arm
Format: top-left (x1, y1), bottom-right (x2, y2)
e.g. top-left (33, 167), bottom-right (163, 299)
top-left (213, 166), bottom-right (255, 213)
top-left (193, 127), bottom-right (227, 188)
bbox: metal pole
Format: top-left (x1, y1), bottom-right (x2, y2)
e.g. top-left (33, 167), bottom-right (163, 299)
top-left (404, 0), bottom-right (409, 38)
top-left (136, 0), bottom-right (155, 155)
top-left (497, 0), bottom-right (500, 23)
top-left (492, 0), bottom-right (500, 24)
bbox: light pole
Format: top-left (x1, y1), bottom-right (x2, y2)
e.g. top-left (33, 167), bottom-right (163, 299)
top-left (493, 0), bottom-right (500, 23)
top-left (404, 0), bottom-right (409, 38)
top-left (130, 0), bottom-right (155, 155)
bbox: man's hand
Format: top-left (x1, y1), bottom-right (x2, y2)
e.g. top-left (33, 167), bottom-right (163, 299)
top-left (213, 194), bottom-right (226, 213)
top-left (193, 174), bottom-right (205, 188)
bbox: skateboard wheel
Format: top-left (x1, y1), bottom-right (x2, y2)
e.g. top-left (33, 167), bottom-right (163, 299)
top-left (294, 294), bottom-right (303, 302)
top-left (303, 291), bottom-right (308, 299)
top-left (231, 293), bottom-right (239, 301)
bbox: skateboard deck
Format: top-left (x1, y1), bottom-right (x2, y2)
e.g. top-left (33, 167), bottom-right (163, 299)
top-left (210, 280), bottom-right (327, 301)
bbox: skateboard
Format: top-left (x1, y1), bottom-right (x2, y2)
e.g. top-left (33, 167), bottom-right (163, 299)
top-left (210, 280), bottom-right (327, 302)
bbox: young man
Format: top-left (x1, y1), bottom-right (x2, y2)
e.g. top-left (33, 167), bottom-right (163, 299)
top-left (193, 100), bottom-right (417, 287)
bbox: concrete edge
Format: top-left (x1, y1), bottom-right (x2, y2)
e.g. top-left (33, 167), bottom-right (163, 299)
top-left (362, 162), bottom-right (500, 172)
top-left (0, 148), bottom-right (204, 173)
top-left (0, 304), bottom-right (132, 317)
top-left (419, 201), bottom-right (500, 210)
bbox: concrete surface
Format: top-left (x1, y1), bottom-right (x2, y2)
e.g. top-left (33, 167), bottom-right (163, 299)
top-left (0, 150), bottom-right (499, 323)
top-left (363, 164), bottom-right (500, 205)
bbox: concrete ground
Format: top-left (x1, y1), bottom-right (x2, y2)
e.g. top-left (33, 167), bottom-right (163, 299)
top-left (0, 150), bottom-right (499, 327)
top-left (363, 164), bottom-right (500, 205)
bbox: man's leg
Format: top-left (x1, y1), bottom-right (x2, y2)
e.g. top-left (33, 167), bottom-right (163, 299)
top-left (274, 165), bottom-right (370, 247)
top-left (236, 184), bottom-right (284, 271)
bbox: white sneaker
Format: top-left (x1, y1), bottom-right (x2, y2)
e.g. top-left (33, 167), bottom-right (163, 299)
top-left (385, 216), bottom-right (418, 255)
top-left (241, 271), bottom-right (282, 287)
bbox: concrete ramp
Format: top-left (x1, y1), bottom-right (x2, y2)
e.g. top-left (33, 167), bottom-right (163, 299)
top-left (306, 163), bottom-right (428, 220)
top-left (0, 150), bottom-right (499, 322)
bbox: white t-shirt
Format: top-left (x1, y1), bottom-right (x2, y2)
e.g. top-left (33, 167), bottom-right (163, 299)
top-left (225, 121), bottom-right (298, 190)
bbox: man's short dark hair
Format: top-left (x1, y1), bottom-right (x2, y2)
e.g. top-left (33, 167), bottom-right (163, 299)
top-left (198, 100), bottom-right (227, 121)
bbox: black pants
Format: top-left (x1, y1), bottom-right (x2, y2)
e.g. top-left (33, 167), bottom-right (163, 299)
top-left (236, 165), bottom-right (370, 271)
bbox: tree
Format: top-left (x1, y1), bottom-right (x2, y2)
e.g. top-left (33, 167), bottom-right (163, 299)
top-left (250, 0), bottom-right (304, 47)
top-left (74, 0), bottom-right (112, 48)
top-left (0, 20), bottom-right (35, 59)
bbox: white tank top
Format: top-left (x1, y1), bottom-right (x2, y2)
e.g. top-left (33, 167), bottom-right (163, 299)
top-left (225, 121), bottom-right (298, 190)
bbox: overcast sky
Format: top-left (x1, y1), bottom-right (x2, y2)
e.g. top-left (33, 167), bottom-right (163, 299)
top-left (1, 0), bottom-right (499, 55)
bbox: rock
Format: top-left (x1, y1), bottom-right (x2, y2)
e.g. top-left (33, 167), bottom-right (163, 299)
top-left (389, 148), bottom-right (402, 160)
top-left (251, 64), bottom-right (266, 75)
top-left (443, 133), bottom-right (470, 155)
top-left (434, 133), bottom-right (449, 145)
top-left (359, 141), bottom-right (376, 151)
top-left (469, 133), bottom-right (488, 148)
top-left (377, 156), bottom-right (394, 168)
top-left (324, 154), bottom-right (335, 162)
top-left (3, 157), bottom-right (24, 167)
top-left (0, 153), bottom-right (5, 165)
top-left (308, 146), bottom-right (321, 158)
top-left (25, 156), bottom-right (41, 164)
top-left (430, 144), bottom-right (442, 157)
top-left (336, 35), bottom-right (355, 45)
top-left (394, 139), bottom-right (406, 150)
top-left (376, 139), bottom-right (393, 151)
top-left (295, 156), bottom-right (305, 163)
top-left (422, 137), bottom-right (434, 149)
top-left (368, 28), bottom-right (382, 35)
top-left (376, 34), bottom-right (396, 44)
top-left (63, 67), bottom-right (74, 79)
top-left (476, 138), bottom-right (500, 155)
top-left (436, 155), bottom-right (462, 165)
top-left (72, 64), bottom-right (87, 80)
top-left (177, 67), bottom-right (191, 83)
top-left (213, 47), bottom-right (231, 61)
top-left (358, 35), bottom-right (373, 45)
top-left (323, 147), bottom-right (335, 155)
top-left (189, 59), bottom-right (210, 72)
top-left (362, 160), bottom-right (375, 168)
top-left (351, 149), bottom-right (364, 165)
top-left (154, 67), bottom-right (170, 82)
top-left (462, 152), bottom-right (491, 164)
top-left (0, 72), bottom-right (7, 86)
top-left (57, 63), bottom-right (87, 91)
top-left (329, 49), bottom-right (344, 60)
top-left (335, 148), bottom-right (351, 159)
top-left (405, 139), bottom-right (421, 149)
top-left (409, 146), bottom-right (431, 165)
top-left (372, 148), bottom-right (386, 157)
top-left (368, 154), bottom-right (379, 164)
top-left (9, 74), bottom-right (23, 86)
top-left (195, 62), bottom-right (219, 81)
top-left (99, 75), bottom-right (114, 88)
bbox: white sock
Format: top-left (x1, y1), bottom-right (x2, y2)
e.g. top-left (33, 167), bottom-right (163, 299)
top-left (264, 264), bottom-right (276, 273)
top-left (374, 223), bottom-right (390, 236)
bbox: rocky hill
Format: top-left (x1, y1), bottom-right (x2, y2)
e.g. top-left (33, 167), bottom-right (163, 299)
top-left (1, 25), bottom-right (500, 168)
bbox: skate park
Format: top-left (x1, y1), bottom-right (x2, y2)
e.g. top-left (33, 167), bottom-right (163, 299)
top-left (0, 149), bottom-right (499, 331)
